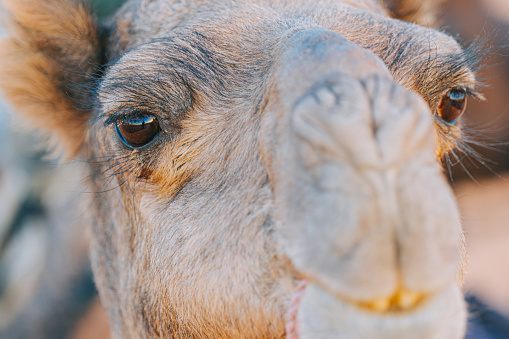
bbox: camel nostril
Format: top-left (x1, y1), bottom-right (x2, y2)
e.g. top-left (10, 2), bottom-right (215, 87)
top-left (352, 289), bottom-right (427, 313)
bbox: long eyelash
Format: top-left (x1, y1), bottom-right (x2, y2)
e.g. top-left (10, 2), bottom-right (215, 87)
top-left (443, 151), bottom-right (455, 184)
top-left (77, 146), bottom-right (154, 198)
top-left (464, 88), bottom-right (485, 101)
top-left (83, 154), bottom-right (135, 193)
top-left (459, 134), bottom-right (507, 178)
top-left (103, 110), bottom-right (150, 126)
top-left (449, 147), bottom-right (484, 186)
top-left (444, 119), bottom-right (509, 184)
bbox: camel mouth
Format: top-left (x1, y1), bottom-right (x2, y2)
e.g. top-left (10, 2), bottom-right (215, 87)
top-left (288, 282), bottom-right (466, 339)
top-left (346, 289), bottom-right (427, 314)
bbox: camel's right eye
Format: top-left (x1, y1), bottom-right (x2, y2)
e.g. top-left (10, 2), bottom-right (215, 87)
top-left (115, 114), bottom-right (161, 148)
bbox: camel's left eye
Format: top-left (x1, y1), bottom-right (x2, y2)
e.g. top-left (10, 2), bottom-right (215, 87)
top-left (437, 89), bottom-right (467, 125)
top-left (116, 114), bottom-right (161, 148)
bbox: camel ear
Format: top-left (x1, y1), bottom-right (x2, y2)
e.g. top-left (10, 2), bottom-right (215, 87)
top-left (383, 0), bottom-right (445, 26)
top-left (0, 0), bottom-right (102, 157)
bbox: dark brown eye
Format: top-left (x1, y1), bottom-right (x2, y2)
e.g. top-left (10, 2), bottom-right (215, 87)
top-left (116, 114), bottom-right (161, 148)
top-left (437, 89), bottom-right (467, 125)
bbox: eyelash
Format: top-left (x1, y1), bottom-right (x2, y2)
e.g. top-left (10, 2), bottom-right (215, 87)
top-left (104, 110), bottom-right (148, 127)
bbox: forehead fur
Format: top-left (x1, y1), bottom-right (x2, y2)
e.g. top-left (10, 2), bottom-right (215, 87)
top-left (97, 0), bottom-right (481, 164)
top-left (106, 0), bottom-right (386, 54)
top-left (103, 1), bottom-right (480, 101)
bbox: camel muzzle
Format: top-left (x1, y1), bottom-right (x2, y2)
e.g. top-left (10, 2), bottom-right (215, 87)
top-left (262, 28), bottom-right (466, 338)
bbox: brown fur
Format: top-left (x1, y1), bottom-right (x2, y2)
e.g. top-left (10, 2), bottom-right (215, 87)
top-left (0, 0), bottom-right (100, 156)
top-left (0, 0), bottom-right (485, 338)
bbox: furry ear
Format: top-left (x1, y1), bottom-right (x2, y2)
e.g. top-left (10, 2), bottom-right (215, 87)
top-left (0, 0), bottom-right (102, 156)
top-left (383, 0), bottom-right (445, 26)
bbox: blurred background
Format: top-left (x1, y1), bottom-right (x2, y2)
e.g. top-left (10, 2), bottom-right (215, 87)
top-left (1, 0), bottom-right (509, 338)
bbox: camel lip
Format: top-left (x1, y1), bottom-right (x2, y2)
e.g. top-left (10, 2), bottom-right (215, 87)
top-left (292, 278), bottom-right (435, 316)
top-left (295, 282), bottom-right (467, 339)
top-left (286, 280), bottom-right (309, 339)
top-left (287, 282), bottom-right (443, 339)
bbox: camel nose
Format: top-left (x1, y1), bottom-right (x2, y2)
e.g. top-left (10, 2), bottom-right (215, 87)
top-left (269, 29), bottom-right (462, 304)
top-left (276, 29), bottom-right (434, 171)
top-left (291, 73), bottom-right (433, 172)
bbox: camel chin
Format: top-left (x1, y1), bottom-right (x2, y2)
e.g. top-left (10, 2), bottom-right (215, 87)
top-left (298, 282), bottom-right (466, 339)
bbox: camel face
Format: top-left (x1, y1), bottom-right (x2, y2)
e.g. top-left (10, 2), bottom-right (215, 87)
top-left (0, 0), bottom-right (481, 338)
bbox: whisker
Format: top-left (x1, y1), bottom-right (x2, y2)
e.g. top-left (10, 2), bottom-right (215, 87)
top-left (444, 152), bottom-right (455, 184)
top-left (449, 148), bottom-right (485, 186)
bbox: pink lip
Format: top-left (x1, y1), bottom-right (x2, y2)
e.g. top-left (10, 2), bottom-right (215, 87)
top-left (286, 280), bottom-right (309, 339)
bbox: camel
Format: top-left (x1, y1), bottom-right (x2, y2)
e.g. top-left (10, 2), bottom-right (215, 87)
top-left (0, 0), bottom-right (485, 338)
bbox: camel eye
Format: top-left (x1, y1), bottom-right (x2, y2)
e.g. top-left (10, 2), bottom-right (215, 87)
top-left (437, 89), bottom-right (467, 125)
top-left (116, 114), bottom-right (161, 148)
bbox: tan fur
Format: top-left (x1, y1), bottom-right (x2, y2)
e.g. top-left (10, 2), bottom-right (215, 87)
top-left (0, 0), bottom-right (100, 156)
top-left (0, 0), bottom-right (483, 338)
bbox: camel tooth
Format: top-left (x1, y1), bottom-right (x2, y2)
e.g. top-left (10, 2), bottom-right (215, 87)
top-left (366, 297), bottom-right (391, 313)
top-left (396, 289), bottom-right (423, 310)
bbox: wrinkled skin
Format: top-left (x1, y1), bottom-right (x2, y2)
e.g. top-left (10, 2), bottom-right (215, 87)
top-left (0, 0), bottom-right (481, 338)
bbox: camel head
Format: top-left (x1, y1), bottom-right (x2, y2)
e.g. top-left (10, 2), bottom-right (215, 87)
top-left (0, 0), bottom-right (483, 338)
